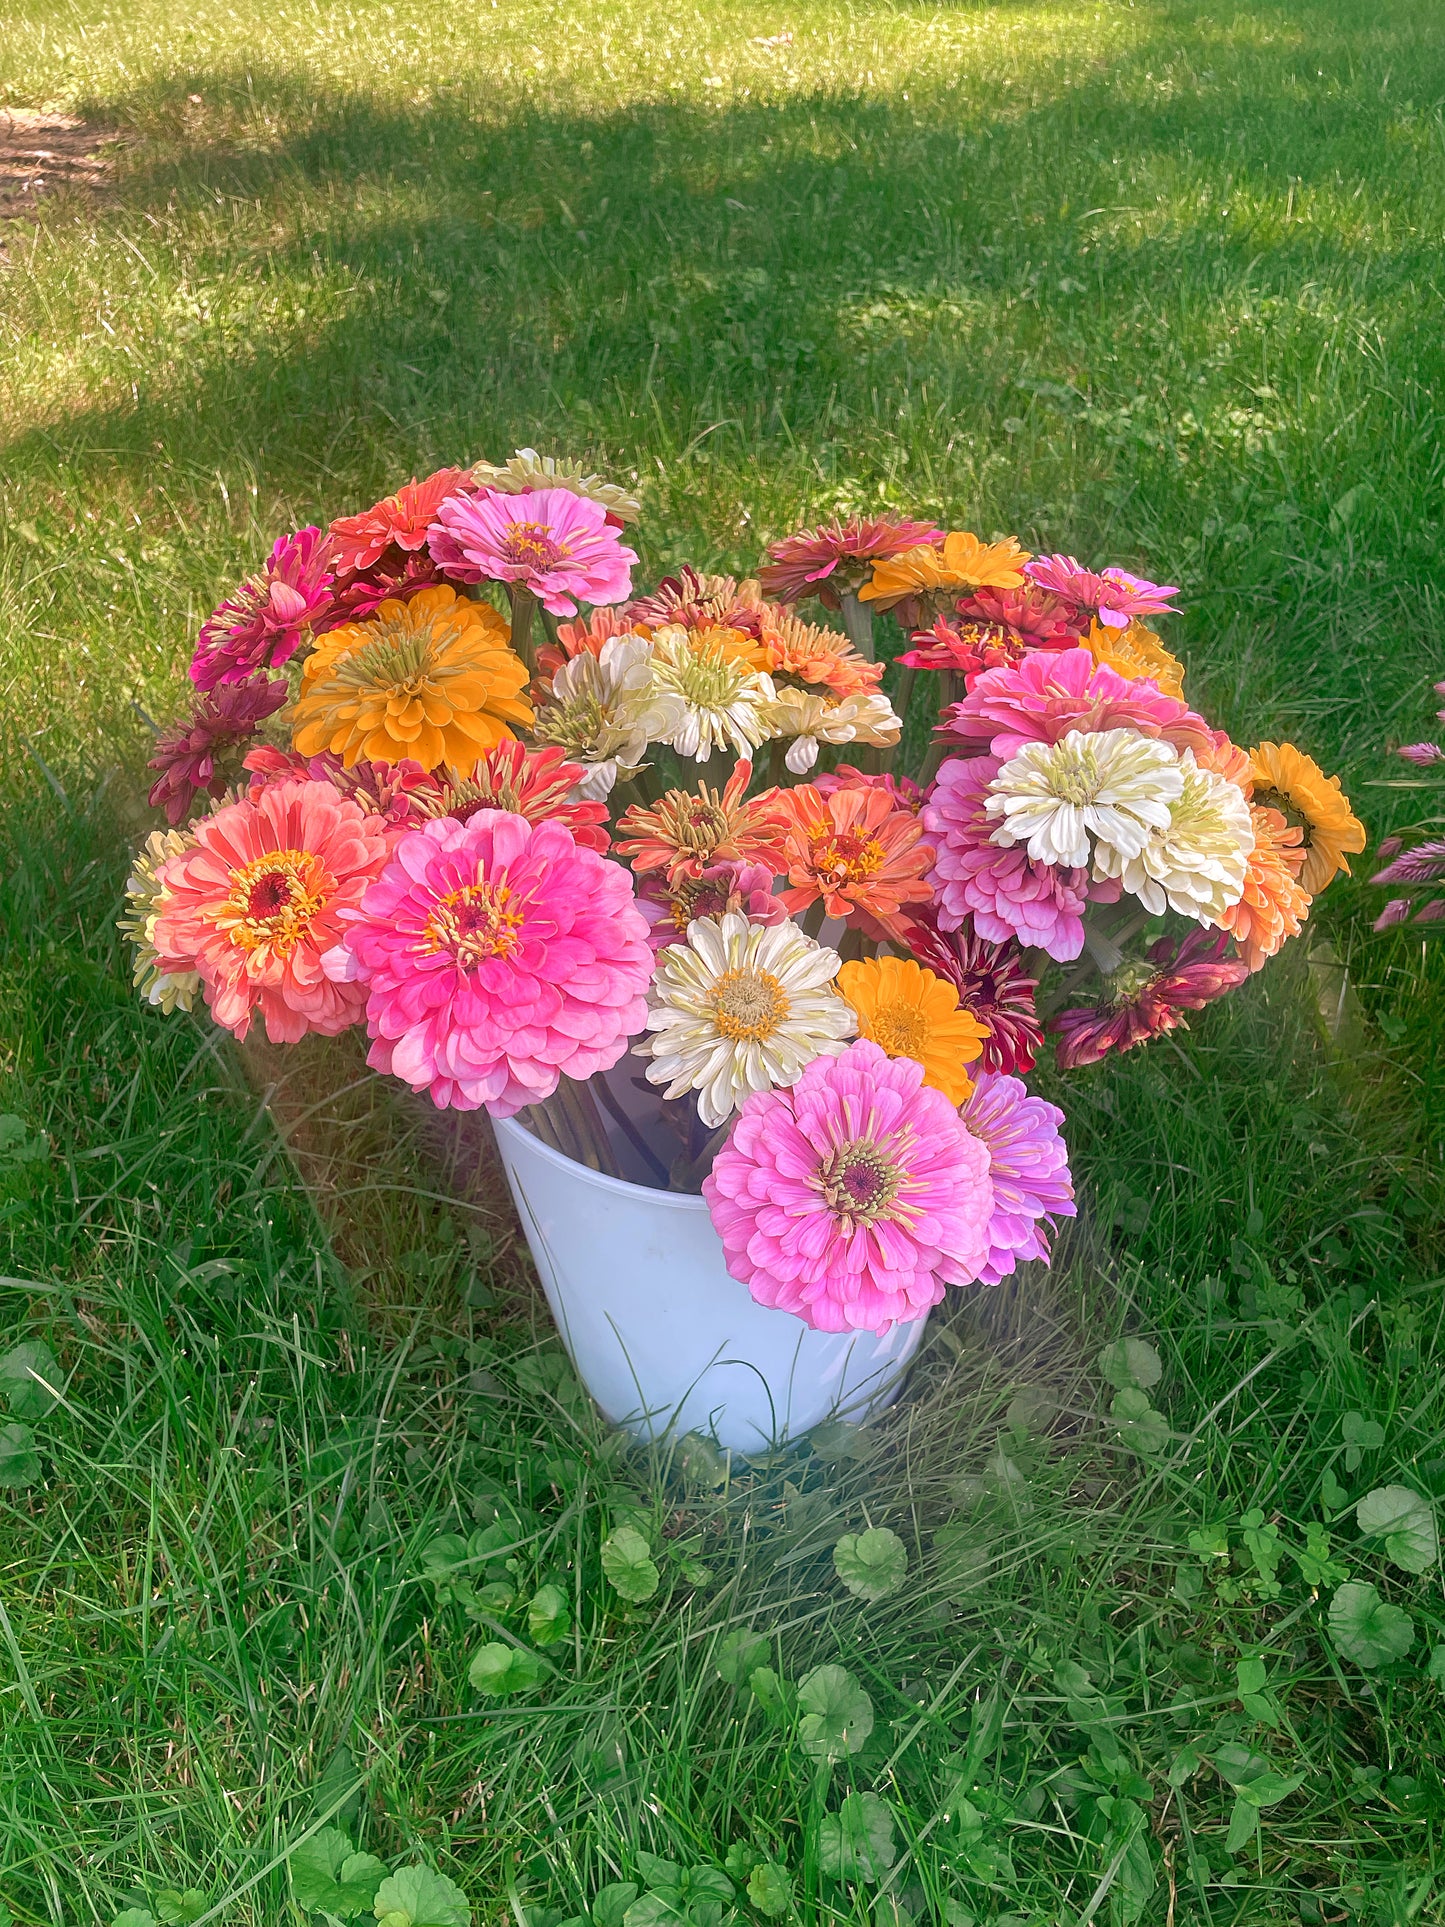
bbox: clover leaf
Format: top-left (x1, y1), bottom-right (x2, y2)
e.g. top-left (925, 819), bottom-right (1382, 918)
top-left (0, 1341), bottom-right (60, 1420)
top-left (1341, 1412), bottom-right (1385, 1472)
top-left (797, 1663), bottom-right (873, 1761)
top-left (816, 1792), bottom-right (895, 1883)
top-left (112, 1912), bottom-right (157, 1927)
top-left (1096, 1338), bottom-right (1162, 1393)
top-left (1329, 1581), bottom-right (1415, 1669)
top-left (745, 1863), bottom-right (791, 1918)
top-left (371, 1865), bottom-right (471, 1927)
top-left (833, 1527), bottom-right (908, 1602)
top-left (601, 1526), bottom-right (660, 1603)
top-left (467, 1642), bottom-right (545, 1697)
top-left (1110, 1387), bottom-right (1170, 1454)
top-left (0, 1422), bottom-right (40, 1488)
top-left (1356, 1485), bottom-right (1438, 1574)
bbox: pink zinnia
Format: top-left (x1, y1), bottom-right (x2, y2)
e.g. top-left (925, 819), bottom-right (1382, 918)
top-left (150, 778), bottom-right (391, 1043)
top-left (702, 1039), bottom-right (995, 1335)
top-left (1050, 930), bottom-right (1249, 1069)
top-left (937, 647), bottom-right (1212, 760)
top-left (147, 676), bottom-right (289, 824)
top-left (959, 1073), bottom-right (1075, 1286)
top-left (190, 527), bottom-right (334, 689)
top-left (923, 754), bottom-right (1096, 961)
top-left (244, 744), bottom-right (440, 828)
top-left (758, 516), bottom-right (946, 608)
top-left (429, 486), bottom-right (638, 616)
top-left (637, 860), bottom-right (786, 951)
top-left (813, 763), bottom-right (924, 815)
top-left (325, 811), bottom-right (652, 1114)
top-left (329, 467), bottom-right (472, 574)
top-left (1024, 555), bottom-right (1180, 629)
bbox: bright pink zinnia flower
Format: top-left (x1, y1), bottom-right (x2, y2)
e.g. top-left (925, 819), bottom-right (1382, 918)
top-left (637, 859), bottom-right (786, 950)
top-left (429, 486), bottom-right (638, 616)
top-left (1050, 929), bottom-right (1249, 1069)
top-left (147, 676), bottom-right (289, 824)
top-left (702, 1038), bottom-right (995, 1334)
top-left (150, 778), bottom-right (391, 1043)
top-left (758, 516), bottom-right (946, 607)
top-left (923, 754), bottom-right (1095, 961)
top-left (326, 811), bottom-right (652, 1114)
top-left (959, 1073), bottom-right (1075, 1286)
top-left (1023, 554), bottom-right (1180, 629)
top-left (936, 647), bottom-right (1212, 759)
top-left (190, 527), bottom-right (335, 689)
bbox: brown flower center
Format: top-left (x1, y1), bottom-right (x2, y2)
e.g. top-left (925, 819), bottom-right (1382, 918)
top-left (709, 966), bottom-right (788, 1041)
top-left (819, 1140), bottom-right (904, 1225)
top-left (226, 850), bottom-right (328, 957)
top-left (426, 879), bottom-right (525, 966)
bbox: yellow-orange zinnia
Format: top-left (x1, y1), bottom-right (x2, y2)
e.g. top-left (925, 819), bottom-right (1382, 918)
top-left (291, 585), bottom-right (533, 773)
top-left (1220, 804), bottom-right (1311, 972)
top-left (837, 956), bottom-right (985, 1105)
top-left (859, 530), bottom-right (1030, 611)
top-left (1249, 741), bottom-right (1366, 897)
top-left (1082, 618), bottom-right (1187, 702)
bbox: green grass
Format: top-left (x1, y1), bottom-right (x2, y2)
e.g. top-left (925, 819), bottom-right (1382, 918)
top-left (3, 0), bottom-right (1445, 1920)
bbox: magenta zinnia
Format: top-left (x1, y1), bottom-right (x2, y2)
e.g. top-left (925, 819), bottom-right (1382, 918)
top-left (905, 917), bottom-right (1043, 1075)
top-left (190, 527), bottom-right (334, 689)
top-left (147, 676), bottom-right (289, 825)
top-left (325, 812), bottom-right (652, 1114)
top-left (429, 485), bottom-right (638, 616)
top-left (937, 647), bottom-right (1212, 760)
top-left (702, 1038), bottom-right (995, 1335)
top-left (1023, 555), bottom-right (1180, 630)
top-left (959, 1073), bottom-right (1076, 1286)
top-left (1050, 930), bottom-right (1249, 1069)
top-left (758, 516), bottom-right (945, 607)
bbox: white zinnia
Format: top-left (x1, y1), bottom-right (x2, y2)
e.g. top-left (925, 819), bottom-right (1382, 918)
top-left (986, 727), bottom-right (1184, 869)
top-left (531, 633), bottom-right (683, 795)
top-left (118, 828), bottom-right (202, 1015)
top-left (764, 686), bottom-right (903, 774)
top-left (636, 911), bottom-right (856, 1127)
top-left (1093, 750), bottom-right (1255, 923)
top-left (646, 626), bottom-right (777, 763)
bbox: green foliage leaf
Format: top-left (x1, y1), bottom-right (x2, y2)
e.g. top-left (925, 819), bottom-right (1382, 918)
top-left (807, 1420), bottom-right (875, 1462)
top-left (0, 1115), bottom-right (48, 1173)
top-left (291, 1827), bottom-right (389, 1917)
top-left (592, 1884), bottom-right (639, 1927)
top-left (1096, 1338), bottom-right (1162, 1393)
top-left (722, 1846), bottom-right (762, 1882)
top-left (601, 1526), bottom-right (660, 1603)
top-left (633, 1854), bottom-right (681, 1890)
top-left (156, 1891), bottom-right (207, 1925)
top-left (1292, 1522), bottom-right (1348, 1589)
top-left (833, 1526), bottom-right (908, 1602)
top-left (621, 1898), bottom-right (685, 1927)
top-left (467, 1641), bottom-right (545, 1697)
top-left (816, 1792), bottom-right (895, 1883)
top-left (1109, 1388), bottom-right (1169, 1453)
top-left (1223, 1793), bottom-right (1256, 1856)
top-left (748, 1665), bottom-right (793, 1724)
top-left (0, 1421), bottom-right (40, 1487)
top-left (1341, 1412), bottom-right (1385, 1472)
top-left (675, 1432), bottom-right (729, 1487)
top-left (1234, 1657), bottom-right (1279, 1726)
top-left (1426, 1646), bottom-right (1445, 1682)
top-left (1356, 1485), bottom-right (1438, 1574)
top-left (527, 1583), bottom-right (571, 1646)
top-left (1239, 1510), bottom-right (1283, 1596)
top-left (797, 1663), bottom-right (874, 1761)
top-left (745, 1864), bottom-right (791, 1918)
top-left (112, 1913), bottom-right (158, 1927)
top-left (1329, 1581), bottom-right (1416, 1669)
top-left (714, 1628), bottom-right (768, 1688)
top-left (0, 1341), bottom-right (60, 1419)
top-left (371, 1865), bottom-right (471, 1927)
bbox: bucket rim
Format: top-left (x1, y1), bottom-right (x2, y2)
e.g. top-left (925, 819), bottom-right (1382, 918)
top-left (493, 1105), bottom-right (712, 1212)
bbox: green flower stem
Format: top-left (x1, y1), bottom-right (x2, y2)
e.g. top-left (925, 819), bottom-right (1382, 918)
top-left (507, 584), bottom-right (538, 675)
top-left (838, 591), bottom-right (875, 660)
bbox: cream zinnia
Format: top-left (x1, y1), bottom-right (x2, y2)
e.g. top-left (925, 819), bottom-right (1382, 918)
top-left (764, 686), bottom-right (902, 774)
top-left (1093, 749), bottom-right (1254, 923)
top-left (636, 911), bottom-right (855, 1127)
top-left (646, 627), bottom-right (777, 763)
top-left (530, 633), bottom-right (683, 796)
top-left (985, 728), bottom-right (1183, 870)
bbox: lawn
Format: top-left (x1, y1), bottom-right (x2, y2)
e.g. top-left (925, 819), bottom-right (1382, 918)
top-left (3, 0), bottom-right (1445, 1920)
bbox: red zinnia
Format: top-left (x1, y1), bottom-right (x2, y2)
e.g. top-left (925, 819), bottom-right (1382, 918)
top-left (1050, 930), bottom-right (1249, 1070)
top-left (906, 915), bottom-right (1043, 1075)
top-left (147, 677), bottom-right (289, 825)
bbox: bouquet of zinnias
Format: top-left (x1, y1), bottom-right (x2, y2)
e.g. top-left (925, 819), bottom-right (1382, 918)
top-left (122, 455), bottom-right (1362, 1336)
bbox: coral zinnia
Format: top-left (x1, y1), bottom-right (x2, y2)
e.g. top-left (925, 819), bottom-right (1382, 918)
top-left (702, 1039), bottom-right (996, 1334)
top-left (326, 811), bottom-right (652, 1113)
top-left (119, 827), bottom-right (203, 1014)
top-left (959, 1073), bottom-right (1075, 1286)
top-left (148, 676), bottom-right (289, 825)
top-left (190, 526), bottom-right (334, 689)
top-left (778, 782), bottom-right (934, 943)
top-left (815, 765), bottom-right (924, 814)
top-left (1249, 741), bottom-right (1366, 896)
top-left (329, 468), bottom-right (472, 575)
top-left (1091, 748), bottom-right (1254, 924)
top-left (637, 861), bottom-right (787, 951)
top-left (758, 516), bottom-right (945, 608)
top-left (290, 585), bottom-right (532, 773)
top-left (755, 610), bottom-right (883, 699)
top-left (626, 567), bottom-right (765, 635)
top-left (1024, 555), bottom-right (1179, 629)
top-left (899, 585), bottom-right (1080, 680)
top-left (939, 648), bottom-right (1212, 760)
top-left (905, 917), bottom-right (1043, 1075)
top-left (413, 740), bottom-right (612, 852)
top-left (151, 779), bottom-right (391, 1043)
top-left (1081, 618), bottom-right (1187, 702)
top-left (1219, 803), bottom-right (1310, 970)
top-left (1050, 930), bottom-right (1249, 1069)
top-left (836, 956), bottom-right (985, 1106)
top-left (924, 753), bottom-right (1096, 961)
top-left (616, 760), bottom-right (793, 881)
top-left (637, 912), bottom-right (854, 1127)
top-left (430, 485), bottom-right (638, 616)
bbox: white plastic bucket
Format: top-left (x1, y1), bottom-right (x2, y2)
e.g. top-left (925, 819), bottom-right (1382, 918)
top-left (491, 1108), bottom-right (928, 1454)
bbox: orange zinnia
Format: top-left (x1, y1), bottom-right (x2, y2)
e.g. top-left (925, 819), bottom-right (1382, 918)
top-left (859, 531), bottom-right (1031, 613)
top-left (756, 610), bottom-right (883, 700)
top-left (779, 783), bottom-right (934, 943)
top-left (1081, 618), bottom-right (1187, 702)
top-left (615, 760), bottom-right (793, 882)
top-left (1249, 741), bottom-right (1366, 896)
top-left (290, 585), bottom-right (532, 773)
top-left (1220, 803), bottom-right (1311, 972)
top-left (837, 955), bottom-right (986, 1104)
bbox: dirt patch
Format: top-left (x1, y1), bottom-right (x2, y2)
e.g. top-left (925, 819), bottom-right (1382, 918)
top-left (0, 107), bottom-right (116, 248)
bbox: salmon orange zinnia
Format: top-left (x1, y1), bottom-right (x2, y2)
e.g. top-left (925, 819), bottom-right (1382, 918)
top-left (836, 956), bottom-right (986, 1105)
top-left (1219, 803), bottom-right (1311, 971)
top-left (1249, 741), bottom-right (1366, 896)
top-left (859, 531), bottom-right (1031, 616)
top-left (779, 783), bottom-right (934, 943)
top-left (615, 760), bottom-right (793, 881)
top-left (290, 585), bottom-right (533, 774)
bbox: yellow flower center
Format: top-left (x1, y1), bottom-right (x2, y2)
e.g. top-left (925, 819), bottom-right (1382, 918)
top-left (819, 1140), bottom-right (904, 1225)
top-left (425, 879), bottom-right (526, 966)
top-left (809, 826), bottom-right (884, 888)
top-left (225, 850), bottom-right (327, 957)
top-left (866, 998), bottom-right (931, 1061)
top-left (502, 521), bottom-right (569, 570)
top-left (709, 966), bottom-right (789, 1041)
top-left (326, 611), bottom-right (443, 697)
